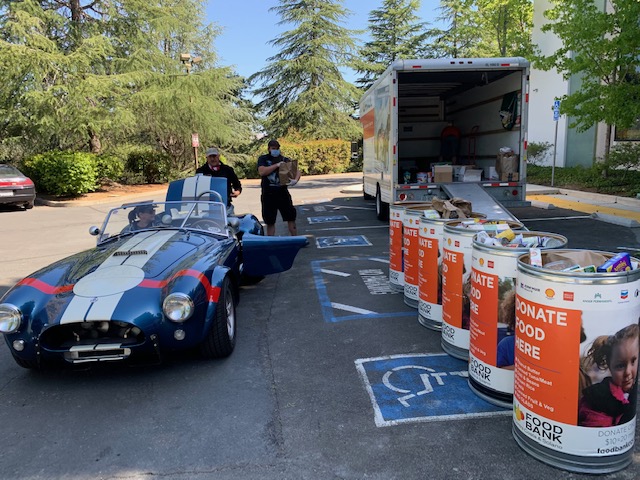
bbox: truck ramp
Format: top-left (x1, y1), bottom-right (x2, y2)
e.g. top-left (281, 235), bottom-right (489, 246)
top-left (442, 183), bottom-right (519, 221)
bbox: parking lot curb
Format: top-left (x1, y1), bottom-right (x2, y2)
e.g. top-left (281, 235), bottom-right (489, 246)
top-left (592, 212), bottom-right (640, 228)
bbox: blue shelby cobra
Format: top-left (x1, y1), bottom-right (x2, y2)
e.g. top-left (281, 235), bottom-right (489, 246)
top-left (0, 177), bottom-right (307, 369)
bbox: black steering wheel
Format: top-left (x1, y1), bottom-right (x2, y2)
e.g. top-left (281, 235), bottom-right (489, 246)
top-left (190, 219), bottom-right (223, 233)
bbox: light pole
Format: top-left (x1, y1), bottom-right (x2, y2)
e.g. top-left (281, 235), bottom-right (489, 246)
top-left (180, 53), bottom-right (202, 171)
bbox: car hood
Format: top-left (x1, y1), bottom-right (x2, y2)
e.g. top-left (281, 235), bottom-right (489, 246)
top-left (11, 230), bottom-right (224, 298)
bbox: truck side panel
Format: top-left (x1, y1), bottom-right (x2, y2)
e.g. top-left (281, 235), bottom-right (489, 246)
top-left (362, 71), bottom-right (395, 209)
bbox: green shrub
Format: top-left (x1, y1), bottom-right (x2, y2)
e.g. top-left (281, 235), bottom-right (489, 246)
top-left (228, 154), bottom-right (260, 179)
top-left (21, 151), bottom-right (98, 196)
top-left (604, 143), bottom-right (640, 177)
top-left (527, 141), bottom-right (553, 166)
top-left (527, 163), bottom-right (640, 197)
top-left (125, 147), bottom-right (172, 184)
top-left (94, 154), bottom-right (125, 182)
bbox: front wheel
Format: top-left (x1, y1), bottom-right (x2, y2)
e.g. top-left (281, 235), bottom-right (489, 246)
top-left (375, 187), bottom-right (389, 221)
top-left (11, 353), bottom-right (38, 369)
top-left (199, 277), bottom-right (237, 359)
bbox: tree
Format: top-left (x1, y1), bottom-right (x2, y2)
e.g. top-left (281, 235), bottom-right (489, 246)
top-left (535, 0), bottom-right (640, 154)
top-left (250, 0), bottom-right (361, 141)
top-left (428, 0), bottom-right (486, 58)
top-left (353, 0), bottom-right (428, 90)
top-left (0, 0), bottom-right (254, 167)
top-left (0, 0), bottom-right (130, 154)
top-left (474, 0), bottom-right (534, 58)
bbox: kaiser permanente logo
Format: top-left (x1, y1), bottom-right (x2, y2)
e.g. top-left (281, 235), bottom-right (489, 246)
top-left (514, 404), bottom-right (563, 445)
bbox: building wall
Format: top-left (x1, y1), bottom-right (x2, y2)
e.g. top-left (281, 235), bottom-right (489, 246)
top-left (529, 0), bottom-right (568, 167)
top-left (529, 0), bottom-right (608, 167)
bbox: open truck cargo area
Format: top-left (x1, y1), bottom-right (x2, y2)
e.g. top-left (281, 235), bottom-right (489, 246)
top-left (360, 58), bottom-right (530, 220)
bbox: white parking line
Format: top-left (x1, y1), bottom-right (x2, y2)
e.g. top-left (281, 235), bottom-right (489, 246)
top-left (331, 302), bottom-right (377, 314)
top-left (320, 269), bottom-right (351, 277)
top-left (314, 225), bottom-right (388, 231)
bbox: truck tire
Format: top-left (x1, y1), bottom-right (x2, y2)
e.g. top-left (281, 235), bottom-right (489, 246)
top-left (375, 187), bottom-right (389, 221)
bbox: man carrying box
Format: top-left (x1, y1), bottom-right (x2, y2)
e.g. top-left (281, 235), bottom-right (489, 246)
top-left (257, 139), bottom-right (302, 236)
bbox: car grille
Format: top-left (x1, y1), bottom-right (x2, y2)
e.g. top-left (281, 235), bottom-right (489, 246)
top-left (40, 320), bottom-right (145, 363)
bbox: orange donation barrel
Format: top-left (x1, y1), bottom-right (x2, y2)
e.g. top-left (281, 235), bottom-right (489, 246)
top-left (417, 212), bottom-right (486, 331)
top-left (467, 231), bottom-right (568, 408)
top-left (440, 219), bottom-right (523, 360)
top-left (403, 204), bottom-right (434, 308)
top-left (512, 249), bottom-right (640, 474)
top-left (388, 204), bottom-right (405, 293)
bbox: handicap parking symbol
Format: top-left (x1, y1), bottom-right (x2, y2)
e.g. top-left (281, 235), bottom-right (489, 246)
top-left (308, 215), bottom-right (350, 224)
top-left (316, 235), bottom-right (372, 249)
top-left (355, 353), bottom-right (509, 427)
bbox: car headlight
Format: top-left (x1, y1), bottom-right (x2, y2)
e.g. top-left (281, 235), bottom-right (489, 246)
top-left (162, 293), bottom-right (194, 323)
top-left (0, 304), bottom-right (22, 334)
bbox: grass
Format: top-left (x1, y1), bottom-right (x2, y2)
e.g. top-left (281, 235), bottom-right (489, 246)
top-left (526, 164), bottom-right (640, 198)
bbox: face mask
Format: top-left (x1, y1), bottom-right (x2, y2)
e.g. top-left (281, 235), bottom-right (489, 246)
top-left (270, 149), bottom-right (280, 157)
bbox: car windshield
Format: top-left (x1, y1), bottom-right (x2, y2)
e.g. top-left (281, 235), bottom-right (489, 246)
top-left (97, 200), bottom-right (229, 244)
top-left (0, 165), bottom-right (23, 178)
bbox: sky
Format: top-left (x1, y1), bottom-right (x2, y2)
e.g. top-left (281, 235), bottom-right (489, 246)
top-left (205, 0), bottom-right (440, 83)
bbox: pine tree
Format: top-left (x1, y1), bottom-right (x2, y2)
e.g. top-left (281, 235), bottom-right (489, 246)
top-left (427, 0), bottom-right (486, 58)
top-left (474, 0), bottom-right (533, 58)
top-left (0, 0), bottom-right (253, 165)
top-left (353, 0), bottom-right (428, 90)
top-left (250, 0), bottom-right (361, 141)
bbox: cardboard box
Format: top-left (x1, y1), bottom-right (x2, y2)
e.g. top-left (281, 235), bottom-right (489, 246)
top-left (462, 168), bottom-right (483, 182)
top-left (453, 165), bottom-right (474, 181)
top-left (500, 172), bottom-right (519, 182)
top-left (433, 165), bottom-right (452, 183)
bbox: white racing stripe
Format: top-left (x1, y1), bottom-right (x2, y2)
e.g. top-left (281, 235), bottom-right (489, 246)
top-left (60, 231), bottom-right (177, 324)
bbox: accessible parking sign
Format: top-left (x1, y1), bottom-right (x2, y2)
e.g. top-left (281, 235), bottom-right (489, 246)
top-left (356, 353), bottom-right (509, 427)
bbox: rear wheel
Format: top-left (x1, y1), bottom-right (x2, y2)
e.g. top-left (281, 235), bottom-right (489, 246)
top-left (199, 277), bottom-right (237, 359)
top-left (25, 202), bottom-right (34, 210)
top-left (375, 187), bottom-right (389, 221)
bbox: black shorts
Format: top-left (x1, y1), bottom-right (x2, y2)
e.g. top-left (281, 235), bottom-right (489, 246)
top-left (261, 187), bottom-right (297, 225)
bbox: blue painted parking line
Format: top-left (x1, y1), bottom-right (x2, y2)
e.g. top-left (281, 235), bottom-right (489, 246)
top-left (308, 215), bottom-right (350, 224)
top-left (355, 353), bottom-right (510, 427)
top-left (315, 235), bottom-right (371, 249)
top-left (312, 257), bottom-right (415, 323)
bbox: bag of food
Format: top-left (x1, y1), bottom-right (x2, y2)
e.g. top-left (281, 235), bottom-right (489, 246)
top-left (278, 159), bottom-right (299, 186)
top-left (432, 197), bottom-right (472, 219)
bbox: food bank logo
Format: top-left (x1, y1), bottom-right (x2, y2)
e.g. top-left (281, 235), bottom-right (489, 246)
top-left (514, 404), bottom-right (525, 421)
top-left (514, 404), bottom-right (563, 444)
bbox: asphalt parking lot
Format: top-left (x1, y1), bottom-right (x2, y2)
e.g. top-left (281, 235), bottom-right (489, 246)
top-left (0, 180), bottom-right (639, 479)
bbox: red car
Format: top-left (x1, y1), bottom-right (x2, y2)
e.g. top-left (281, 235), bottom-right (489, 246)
top-left (0, 164), bottom-right (36, 210)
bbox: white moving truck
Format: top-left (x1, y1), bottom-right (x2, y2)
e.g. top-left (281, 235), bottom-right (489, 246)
top-left (360, 57), bottom-right (530, 220)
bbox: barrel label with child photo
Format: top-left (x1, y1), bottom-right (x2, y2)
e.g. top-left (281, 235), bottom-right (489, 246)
top-left (513, 273), bottom-right (640, 457)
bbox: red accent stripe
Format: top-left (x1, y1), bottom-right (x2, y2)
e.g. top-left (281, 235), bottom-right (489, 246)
top-left (140, 269), bottom-right (220, 302)
top-left (17, 278), bottom-right (74, 294)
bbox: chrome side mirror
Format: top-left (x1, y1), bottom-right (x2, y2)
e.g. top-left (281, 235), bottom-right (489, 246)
top-left (89, 226), bottom-right (100, 236)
